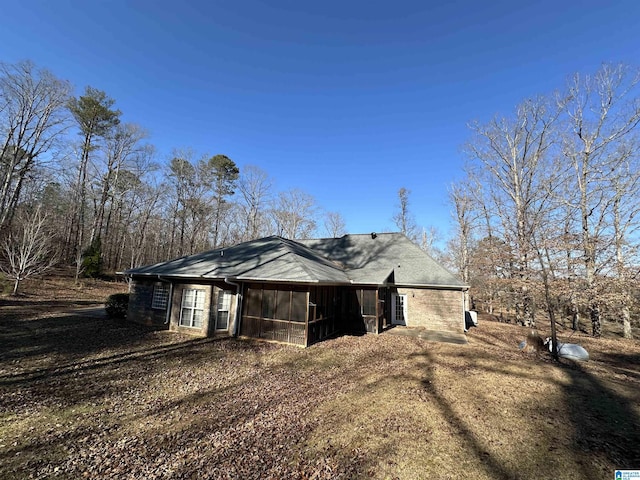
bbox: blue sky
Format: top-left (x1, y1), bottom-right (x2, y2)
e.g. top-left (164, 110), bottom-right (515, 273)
top-left (1, 0), bottom-right (639, 240)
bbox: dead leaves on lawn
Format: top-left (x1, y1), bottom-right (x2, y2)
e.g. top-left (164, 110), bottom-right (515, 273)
top-left (1, 291), bottom-right (639, 479)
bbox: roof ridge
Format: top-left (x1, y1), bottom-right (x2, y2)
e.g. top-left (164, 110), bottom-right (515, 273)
top-left (279, 238), bottom-right (319, 281)
top-left (340, 232), bottom-right (402, 237)
top-left (279, 238), bottom-right (346, 280)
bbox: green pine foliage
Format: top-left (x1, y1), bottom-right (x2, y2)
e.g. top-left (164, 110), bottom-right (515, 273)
top-left (82, 237), bottom-right (102, 278)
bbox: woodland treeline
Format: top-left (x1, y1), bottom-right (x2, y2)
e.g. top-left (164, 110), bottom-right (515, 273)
top-left (1, 59), bottom-right (639, 338)
top-left (0, 61), bottom-right (347, 294)
top-left (449, 63), bottom-right (640, 338)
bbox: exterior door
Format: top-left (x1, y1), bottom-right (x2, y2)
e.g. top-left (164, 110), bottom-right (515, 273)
top-left (391, 293), bottom-right (407, 325)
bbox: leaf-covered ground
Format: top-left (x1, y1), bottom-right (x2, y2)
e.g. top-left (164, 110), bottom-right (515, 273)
top-left (1, 278), bottom-right (639, 479)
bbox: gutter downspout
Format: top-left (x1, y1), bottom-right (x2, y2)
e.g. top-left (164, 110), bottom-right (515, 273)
top-left (158, 275), bottom-right (174, 325)
top-left (461, 288), bottom-right (466, 332)
top-left (224, 278), bottom-right (242, 337)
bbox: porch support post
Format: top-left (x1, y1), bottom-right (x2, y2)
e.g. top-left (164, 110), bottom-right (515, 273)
top-left (304, 290), bottom-right (310, 347)
top-left (375, 289), bottom-right (380, 334)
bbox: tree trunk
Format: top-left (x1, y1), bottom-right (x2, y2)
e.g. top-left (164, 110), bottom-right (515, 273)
top-left (622, 304), bottom-right (632, 339)
top-left (544, 277), bottom-right (558, 361)
top-left (590, 301), bottom-right (602, 337)
top-left (74, 136), bottom-right (92, 284)
top-left (571, 299), bottom-right (580, 331)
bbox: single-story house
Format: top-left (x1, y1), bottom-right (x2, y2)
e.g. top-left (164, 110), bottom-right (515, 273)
top-left (123, 233), bottom-right (468, 347)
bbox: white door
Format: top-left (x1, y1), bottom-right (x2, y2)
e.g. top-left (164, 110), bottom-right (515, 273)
top-left (391, 293), bottom-right (408, 325)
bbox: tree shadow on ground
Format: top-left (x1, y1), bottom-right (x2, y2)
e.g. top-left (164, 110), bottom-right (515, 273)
top-left (407, 345), bottom-right (640, 479)
top-left (0, 298), bottom-right (100, 308)
top-left (0, 329), bottom-right (264, 479)
top-left (411, 349), bottom-right (519, 480)
top-left (596, 352), bottom-right (640, 382)
top-left (0, 332), bottom-right (218, 387)
top-left (559, 360), bottom-right (640, 478)
top-left (0, 313), bottom-right (167, 365)
top-left (4, 314), bottom-right (638, 480)
top-left (0, 338), bottom-right (239, 426)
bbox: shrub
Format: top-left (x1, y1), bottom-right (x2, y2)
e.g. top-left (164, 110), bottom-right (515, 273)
top-left (105, 293), bottom-right (129, 319)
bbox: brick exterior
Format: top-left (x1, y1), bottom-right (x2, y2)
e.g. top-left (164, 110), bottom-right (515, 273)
top-left (128, 280), bottom-right (170, 327)
top-left (128, 278), bottom-right (465, 343)
top-left (169, 281), bottom-right (238, 337)
top-left (397, 287), bottom-right (464, 332)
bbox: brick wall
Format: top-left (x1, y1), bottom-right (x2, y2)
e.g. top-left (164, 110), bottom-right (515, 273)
top-left (128, 280), bottom-right (170, 327)
top-left (169, 283), bottom-right (213, 336)
top-left (398, 288), bottom-right (464, 332)
top-left (169, 281), bottom-right (238, 337)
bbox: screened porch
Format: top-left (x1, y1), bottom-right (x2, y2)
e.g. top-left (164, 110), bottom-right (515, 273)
top-left (239, 283), bottom-right (387, 346)
top-left (239, 283), bottom-right (343, 346)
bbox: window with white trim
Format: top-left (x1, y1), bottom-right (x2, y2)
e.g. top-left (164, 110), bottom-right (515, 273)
top-left (180, 289), bottom-right (205, 328)
top-left (216, 290), bottom-right (233, 330)
top-left (152, 283), bottom-right (170, 310)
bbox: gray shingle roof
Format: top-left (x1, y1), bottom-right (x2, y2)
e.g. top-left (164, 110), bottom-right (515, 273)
top-left (125, 236), bottom-right (350, 284)
top-left (125, 233), bottom-right (466, 288)
top-left (299, 233), bottom-right (466, 288)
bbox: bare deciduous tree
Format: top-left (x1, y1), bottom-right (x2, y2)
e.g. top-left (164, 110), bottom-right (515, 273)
top-left (0, 206), bottom-right (57, 295)
top-left (419, 225), bottom-right (442, 258)
top-left (324, 211), bottom-right (346, 238)
top-left (558, 63), bottom-right (640, 336)
top-left (392, 187), bottom-right (418, 241)
top-left (271, 189), bottom-right (317, 239)
top-left (465, 96), bottom-right (559, 326)
top-left (0, 61), bottom-right (71, 231)
top-left (456, 63), bottom-right (640, 339)
top-left (90, 123), bottom-right (148, 245)
top-left (449, 182), bottom-right (476, 308)
top-left (610, 165), bottom-right (640, 339)
top-left (237, 165), bottom-right (273, 241)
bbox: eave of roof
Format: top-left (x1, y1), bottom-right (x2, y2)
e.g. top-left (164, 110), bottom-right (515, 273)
top-left (392, 282), bottom-right (470, 290)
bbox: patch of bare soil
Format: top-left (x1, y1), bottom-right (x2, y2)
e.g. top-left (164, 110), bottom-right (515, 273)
top-left (1, 279), bottom-right (639, 479)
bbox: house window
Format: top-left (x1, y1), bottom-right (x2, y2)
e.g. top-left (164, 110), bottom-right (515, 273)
top-left (216, 290), bottom-right (233, 330)
top-left (152, 283), bottom-right (170, 310)
top-left (180, 289), bottom-right (205, 328)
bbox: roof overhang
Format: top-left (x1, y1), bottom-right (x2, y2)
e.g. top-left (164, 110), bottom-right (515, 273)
top-left (392, 283), bottom-right (469, 290)
top-left (126, 272), bottom-right (468, 290)
top-left (125, 272), bottom-right (351, 286)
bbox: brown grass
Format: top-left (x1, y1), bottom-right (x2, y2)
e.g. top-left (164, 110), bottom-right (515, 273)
top-left (1, 276), bottom-right (639, 479)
